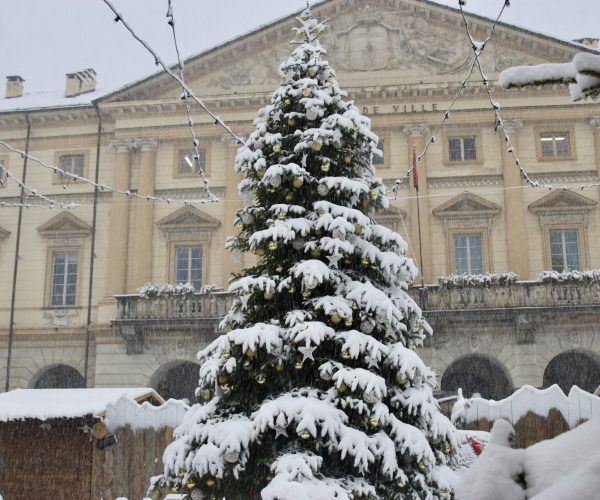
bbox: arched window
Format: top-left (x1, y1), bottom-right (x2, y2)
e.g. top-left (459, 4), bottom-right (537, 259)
top-left (441, 354), bottom-right (513, 400)
top-left (543, 349), bottom-right (600, 394)
top-left (31, 364), bottom-right (85, 389)
top-left (151, 361), bottom-right (200, 403)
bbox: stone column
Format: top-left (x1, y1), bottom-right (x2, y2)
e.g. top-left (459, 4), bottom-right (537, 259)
top-left (501, 120), bottom-right (529, 279)
top-left (130, 138), bottom-right (158, 292)
top-left (222, 136), bottom-right (244, 285)
top-left (105, 139), bottom-right (134, 297)
top-left (590, 116), bottom-right (600, 180)
top-left (403, 124), bottom-right (433, 284)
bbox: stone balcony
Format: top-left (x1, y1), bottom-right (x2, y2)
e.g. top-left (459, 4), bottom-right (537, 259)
top-left (113, 280), bottom-right (600, 353)
top-left (112, 292), bottom-right (234, 353)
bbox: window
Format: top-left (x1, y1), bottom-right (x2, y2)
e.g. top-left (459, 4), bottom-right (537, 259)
top-left (372, 140), bottom-right (384, 165)
top-left (448, 136), bottom-right (477, 162)
top-left (50, 250), bottom-right (78, 306)
top-left (454, 233), bottom-right (484, 275)
top-left (58, 154), bottom-right (85, 177)
top-left (178, 150), bottom-right (206, 176)
top-left (540, 132), bottom-right (571, 158)
top-left (175, 245), bottom-right (203, 290)
top-left (549, 229), bottom-right (580, 272)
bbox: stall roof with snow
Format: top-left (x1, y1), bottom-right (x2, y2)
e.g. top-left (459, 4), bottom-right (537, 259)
top-left (0, 387), bottom-right (164, 422)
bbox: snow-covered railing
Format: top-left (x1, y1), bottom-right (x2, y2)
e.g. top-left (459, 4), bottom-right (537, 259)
top-left (414, 279), bottom-right (600, 311)
top-left (115, 291), bottom-right (234, 321)
top-left (438, 273), bottom-right (518, 289)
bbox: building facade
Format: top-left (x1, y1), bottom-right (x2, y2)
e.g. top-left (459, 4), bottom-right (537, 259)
top-left (1, 0), bottom-right (600, 401)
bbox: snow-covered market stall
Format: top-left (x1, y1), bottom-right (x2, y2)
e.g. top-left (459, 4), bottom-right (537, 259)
top-left (0, 388), bottom-right (187, 500)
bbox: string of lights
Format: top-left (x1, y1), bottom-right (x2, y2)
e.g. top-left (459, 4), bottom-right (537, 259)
top-left (389, 0), bottom-right (511, 198)
top-left (0, 140), bottom-right (218, 207)
top-left (0, 162), bottom-right (79, 209)
top-left (458, 1), bottom-right (600, 193)
top-left (101, 0), bottom-right (245, 147)
top-left (166, 0), bottom-right (218, 202)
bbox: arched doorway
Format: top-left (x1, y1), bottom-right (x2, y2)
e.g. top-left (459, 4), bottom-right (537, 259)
top-left (441, 354), bottom-right (513, 400)
top-left (543, 349), bottom-right (600, 394)
top-left (31, 364), bottom-right (85, 389)
top-left (151, 361), bottom-right (200, 403)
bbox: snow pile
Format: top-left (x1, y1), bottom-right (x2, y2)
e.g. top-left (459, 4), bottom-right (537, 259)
top-left (137, 282), bottom-right (222, 298)
top-left (0, 388), bottom-right (157, 422)
top-left (451, 384), bottom-right (600, 429)
top-left (539, 269), bottom-right (600, 284)
top-left (438, 272), bottom-right (518, 288)
top-left (105, 395), bottom-right (189, 431)
top-left (456, 418), bottom-right (600, 500)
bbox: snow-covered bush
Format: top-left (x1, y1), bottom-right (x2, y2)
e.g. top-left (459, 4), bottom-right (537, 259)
top-left (438, 272), bottom-right (518, 289)
top-left (539, 269), bottom-right (600, 284)
top-left (137, 282), bottom-right (222, 299)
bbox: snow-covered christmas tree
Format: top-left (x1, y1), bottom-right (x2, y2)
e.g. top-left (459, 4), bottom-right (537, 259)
top-left (154, 8), bottom-right (457, 499)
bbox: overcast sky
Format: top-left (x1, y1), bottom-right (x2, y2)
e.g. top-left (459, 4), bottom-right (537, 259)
top-left (1, 0), bottom-right (599, 95)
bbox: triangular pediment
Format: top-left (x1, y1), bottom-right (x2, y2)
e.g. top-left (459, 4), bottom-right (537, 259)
top-left (375, 204), bottom-right (408, 224)
top-left (100, 0), bottom-right (591, 104)
top-left (157, 206), bottom-right (221, 232)
top-left (529, 190), bottom-right (597, 213)
top-left (0, 225), bottom-right (10, 240)
top-left (433, 192), bottom-right (501, 219)
top-left (37, 212), bottom-right (92, 238)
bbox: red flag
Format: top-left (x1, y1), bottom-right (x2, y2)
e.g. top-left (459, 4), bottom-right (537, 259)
top-left (411, 146), bottom-right (419, 190)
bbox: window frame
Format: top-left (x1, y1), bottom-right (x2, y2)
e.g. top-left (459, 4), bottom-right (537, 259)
top-left (443, 130), bottom-right (483, 165)
top-left (173, 146), bottom-right (210, 178)
top-left (448, 229), bottom-right (490, 275)
top-left (535, 127), bottom-right (576, 161)
top-left (174, 244), bottom-right (204, 290)
top-left (169, 241), bottom-right (207, 290)
top-left (371, 135), bottom-right (388, 168)
top-left (45, 246), bottom-right (82, 308)
top-left (543, 224), bottom-right (586, 272)
top-left (52, 151), bottom-right (89, 184)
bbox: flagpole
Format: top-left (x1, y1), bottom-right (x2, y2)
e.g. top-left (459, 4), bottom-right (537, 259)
top-left (412, 145), bottom-right (425, 288)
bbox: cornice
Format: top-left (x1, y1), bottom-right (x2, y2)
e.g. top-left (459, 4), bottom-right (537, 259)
top-left (428, 175), bottom-right (503, 188)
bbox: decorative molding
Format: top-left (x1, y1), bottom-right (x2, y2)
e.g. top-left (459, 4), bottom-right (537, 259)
top-left (139, 137), bottom-right (159, 152)
top-left (402, 123), bottom-right (430, 138)
top-left (374, 204), bottom-right (407, 225)
top-left (110, 138), bottom-right (137, 153)
top-left (157, 205), bottom-right (221, 237)
top-left (590, 116), bottom-right (600, 129)
top-left (37, 212), bottom-right (92, 239)
top-left (530, 171), bottom-right (598, 185)
top-left (428, 175), bottom-right (504, 188)
top-left (528, 190), bottom-right (597, 215)
top-left (110, 137), bottom-right (159, 153)
top-left (503, 119), bottom-right (523, 132)
top-left (433, 191), bottom-right (502, 221)
top-left (154, 187), bottom-right (226, 199)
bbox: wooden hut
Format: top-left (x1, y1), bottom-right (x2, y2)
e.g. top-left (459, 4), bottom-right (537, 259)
top-left (0, 388), bottom-right (187, 500)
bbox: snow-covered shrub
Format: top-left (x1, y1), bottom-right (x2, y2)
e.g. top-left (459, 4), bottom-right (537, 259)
top-left (539, 269), bottom-right (600, 284)
top-left (438, 272), bottom-right (518, 289)
top-left (137, 282), bottom-right (222, 299)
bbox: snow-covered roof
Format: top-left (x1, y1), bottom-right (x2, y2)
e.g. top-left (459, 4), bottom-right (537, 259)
top-left (0, 88), bottom-right (108, 113)
top-left (0, 387), bottom-right (163, 422)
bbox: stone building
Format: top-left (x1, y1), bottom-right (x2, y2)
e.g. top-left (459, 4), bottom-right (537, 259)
top-left (1, 0), bottom-right (600, 401)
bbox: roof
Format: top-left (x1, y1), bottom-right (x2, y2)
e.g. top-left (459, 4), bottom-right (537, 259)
top-left (0, 388), bottom-right (164, 422)
top-left (0, 88), bottom-right (107, 113)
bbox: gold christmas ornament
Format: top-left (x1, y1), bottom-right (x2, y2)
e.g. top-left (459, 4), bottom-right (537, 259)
top-left (302, 89), bottom-right (311, 97)
top-left (221, 351), bottom-right (231, 359)
top-left (277, 211), bottom-right (286, 220)
top-left (417, 462), bottom-right (426, 472)
top-left (257, 169), bottom-right (265, 179)
top-left (236, 222), bottom-right (244, 231)
top-left (395, 373), bottom-right (407, 385)
top-left (288, 118), bottom-right (296, 126)
top-left (186, 481), bottom-right (196, 489)
top-left (341, 350), bottom-right (351, 360)
top-left (370, 191), bottom-right (379, 200)
top-left (243, 359), bottom-right (252, 369)
top-left (284, 98), bottom-right (292, 106)
top-left (302, 289), bottom-right (311, 298)
top-left (255, 248), bottom-right (265, 257)
top-left (412, 323), bottom-right (421, 332)
top-left (288, 285), bottom-right (296, 294)
top-left (295, 360), bottom-right (303, 370)
top-left (275, 265), bottom-right (284, 273)
top-left (344, 153), bottom-right (353, 164)
top-left (255, 373), bottom-right (267, 385)
top-left (205, 477), bottom-right (216, 487)
top-left (351, 301), bottom-right (359, 310)
top-left (407, 339), bottom-right (415, 350)
top-left (217, 373), bottom-right (228, 385)
top-left (361, 257), bottom-right (370, 266)
top-left (308, 67), bottom-right (318, 77)
top-left (344, 318), bottom-right (353, 327)
top-left (327, 79), bottom-right (334, 87)
top-left (343, 258), bottom-right (352, 266)
top-left (337, 383), bottom-right (348, 394)
top-left (368, 417), bottom-right (379, 428)
top-left (311, 142), bottom-right (322, 152)
top-left (321, 162), bottom-right (330, 172)
top-left (275, 360), bottom-right (285, 372)
top-left (330, 313), bottom-right (342, 324)
top-left (201, 389), bottom-right (213, 401)
top-left (273, 143), bottom-right (282, 153)
top-left (264, 290), bottom-right (275, 300)
top-left (266, 474), bottom-right (273, 482)
top-left (268, 241), bottom-right (278, 251)
top-left (354, 224), bottom-right (363, 235)
top-left (285, 192), bottom-right (294, 202)
top-left (172, 484), bottom-right (181, 492)
top-left (310, 249), bottom-right (321, 258)
top-left (443, 445), bottom-right (452, 454)
top-left (292, 177), bottom-right (304, 189)
top-left (246, 349), bottom-right (257, 358)
top-left (299, 429), bottom-right (311, 440)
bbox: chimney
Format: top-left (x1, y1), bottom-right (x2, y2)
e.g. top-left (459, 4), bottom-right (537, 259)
top-left (574, 37), bottom-right (599, 50)
top-left (5, 75), bottom-right (24, 98)
top-left (65, 68), bottom-right (97, 97)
